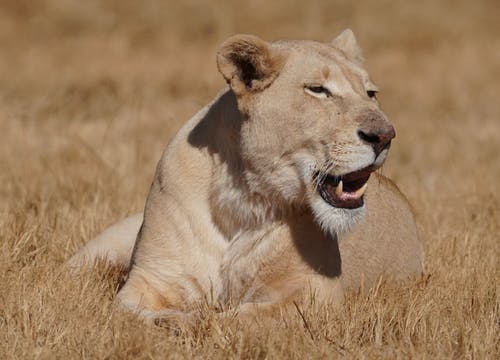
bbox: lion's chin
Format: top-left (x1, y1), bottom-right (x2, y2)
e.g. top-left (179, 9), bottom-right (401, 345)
top-left (310, 195), bottom-right (366, 236)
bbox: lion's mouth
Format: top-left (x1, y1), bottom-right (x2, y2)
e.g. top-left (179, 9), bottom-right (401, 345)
top-left (315, 166), bottom-right (375, 209)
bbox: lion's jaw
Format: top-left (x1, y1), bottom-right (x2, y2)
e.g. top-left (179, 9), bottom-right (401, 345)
top-left (215, 32), bottom-right (395, 237)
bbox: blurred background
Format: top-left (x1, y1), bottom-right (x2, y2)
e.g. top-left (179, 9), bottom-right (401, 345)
top-left (0, 1), bottom-right (498, 357)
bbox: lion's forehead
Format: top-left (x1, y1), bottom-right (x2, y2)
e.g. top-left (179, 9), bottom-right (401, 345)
top-left (275, 40), bottom-right (369, 96)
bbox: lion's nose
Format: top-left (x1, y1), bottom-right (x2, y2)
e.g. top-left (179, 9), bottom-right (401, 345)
top-left (357, 125), bottom-right (396, 156)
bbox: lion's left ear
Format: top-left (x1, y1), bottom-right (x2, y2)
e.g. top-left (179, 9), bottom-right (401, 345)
top-left (217, 34), bottom-right (286, 96)
top-left (331, 29), bottom-right (364, 63)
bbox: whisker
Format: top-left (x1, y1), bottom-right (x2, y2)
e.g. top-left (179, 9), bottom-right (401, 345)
top-left (313, 159), bottom-right (334, 192)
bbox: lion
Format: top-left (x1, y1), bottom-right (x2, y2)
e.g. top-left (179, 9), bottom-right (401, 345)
top-left (69, 30), bottom-right (423, 320)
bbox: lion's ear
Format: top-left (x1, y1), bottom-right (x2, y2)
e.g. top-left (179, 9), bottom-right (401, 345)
top-left (217, 34), bottom-right (285, 96)
top-left (331, 29), bottom-right (364, 63)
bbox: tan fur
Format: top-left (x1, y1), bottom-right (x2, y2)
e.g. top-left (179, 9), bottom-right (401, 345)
top-left (69, 30), bottom-right (423, 319)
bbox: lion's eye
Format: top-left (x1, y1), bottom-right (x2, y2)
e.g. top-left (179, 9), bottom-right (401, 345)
top-left (304, 85), bottom-right (332, 98)
top-left (367, 90), bottom-right (377, 99)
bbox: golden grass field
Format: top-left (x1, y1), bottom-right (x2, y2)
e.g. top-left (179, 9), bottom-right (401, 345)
top-left (1, 0), bottom-right (498, 358)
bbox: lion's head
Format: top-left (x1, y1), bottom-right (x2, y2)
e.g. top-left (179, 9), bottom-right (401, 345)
top-left (216, 30), bottom-right (395, 234)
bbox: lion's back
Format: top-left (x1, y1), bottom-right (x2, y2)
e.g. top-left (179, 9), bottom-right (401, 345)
top-left (339, 172), bottom-right (424, 291)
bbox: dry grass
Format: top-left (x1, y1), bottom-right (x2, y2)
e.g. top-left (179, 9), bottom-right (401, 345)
top-left (1, 0), bottom-right (499, 358)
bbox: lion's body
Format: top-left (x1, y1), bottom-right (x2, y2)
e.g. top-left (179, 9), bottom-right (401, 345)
top-left (69, 31), bottom-right (423, 319)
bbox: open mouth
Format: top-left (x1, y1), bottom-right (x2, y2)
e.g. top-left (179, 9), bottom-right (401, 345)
top-left (315, 166), bottom-right (376, 209)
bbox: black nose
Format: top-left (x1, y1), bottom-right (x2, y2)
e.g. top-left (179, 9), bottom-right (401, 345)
top-left (357, 125), bottom-right (396, 156)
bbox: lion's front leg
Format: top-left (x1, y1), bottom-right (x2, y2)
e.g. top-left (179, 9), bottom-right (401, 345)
top-left (218, 217), bottom-right (345, 311)
top-left (218, 278), bottom-right (344, 325)
top-left (115, 182), bottom-right (228, 317)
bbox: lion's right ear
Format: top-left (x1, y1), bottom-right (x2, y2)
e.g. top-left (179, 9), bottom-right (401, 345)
top-left (217, 34), bottom-right (285, 96)
top-left (331, 29), bottom-right (364, 64)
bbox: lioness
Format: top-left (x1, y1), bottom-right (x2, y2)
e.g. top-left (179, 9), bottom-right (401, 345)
top-left (70, 30), bottom-right (423, 319)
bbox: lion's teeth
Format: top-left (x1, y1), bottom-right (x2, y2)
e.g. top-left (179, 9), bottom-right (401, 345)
top-left (335, 180), bottom-right (343, 196)
top-left (354, 183), bottom-right (368, 199)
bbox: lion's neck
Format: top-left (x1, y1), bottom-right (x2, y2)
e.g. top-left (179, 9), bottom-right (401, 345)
top-left (209, 161), bottom-right (296, 240)
top-left (187, 89), bottom-right (297, 240)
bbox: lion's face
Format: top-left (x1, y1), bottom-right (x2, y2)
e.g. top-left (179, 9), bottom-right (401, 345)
top-left (217, 31), bottom-right (395, 233)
